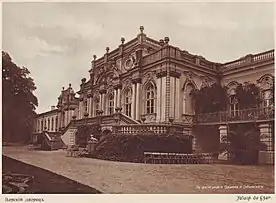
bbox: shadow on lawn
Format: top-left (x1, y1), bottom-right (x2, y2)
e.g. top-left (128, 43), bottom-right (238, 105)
top-left (2, 155), bottom-right (102, 194)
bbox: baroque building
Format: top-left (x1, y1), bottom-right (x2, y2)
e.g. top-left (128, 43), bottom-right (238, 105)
top-left (32, 27), bottom-right (274, 164)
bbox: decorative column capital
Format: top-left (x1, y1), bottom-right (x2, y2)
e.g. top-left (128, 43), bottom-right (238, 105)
top-left (156, 71), bottom-right (167, 79)
top-left (114, 83), bottom-right (122, 90)
top-left (99, 89), bottom-right (107, 94)
top-left (169, 71), bottom-right (181, 79)
top-left (131, 78), bottom-right (142, 84)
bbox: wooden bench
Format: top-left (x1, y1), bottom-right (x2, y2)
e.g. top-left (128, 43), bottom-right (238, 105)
top-left (144, 152), bottom-right (215, 164)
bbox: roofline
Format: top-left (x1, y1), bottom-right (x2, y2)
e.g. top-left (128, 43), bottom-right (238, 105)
top-left (36, 109), bottom-right (58, 117)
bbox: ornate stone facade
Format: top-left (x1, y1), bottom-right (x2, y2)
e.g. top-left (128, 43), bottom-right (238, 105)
top-left (32, 27), bottom-right (274, 163)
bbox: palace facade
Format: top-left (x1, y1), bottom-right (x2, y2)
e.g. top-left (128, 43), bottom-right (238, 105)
top-left (32, 27), bottom-right (274, 163)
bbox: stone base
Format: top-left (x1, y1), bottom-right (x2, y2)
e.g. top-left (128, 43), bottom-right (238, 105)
top-left (258, 151), bottom-right (274, 165)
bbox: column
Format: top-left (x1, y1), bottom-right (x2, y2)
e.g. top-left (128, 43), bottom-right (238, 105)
top-left (99, 94), bottom-right (102, 111)
top-left (136, 82), bottom-right (141, 120)
top-left (170, 76), bottom-right (175, 118)
top-left (114, 89), bottom-right (117, 109)
top-left (156, 77), bottom-right (161, 122)
top-left (102, 93), bottom-right (106, 114)
top-left (57, 113), bottom-right (60, 130)
top-left (79, 101), bottom-right (83, 119)
top-left (165, 70), bottom-right (170, 122)
top-left (259, 123), bottom-right (274, 164)
top-left (175, 78), bottom-right (180, 121)
top-left (118, 88), bottom-right (121, 108)
top-left (218, 125), bottom-right (229, 161)
top-left (90, 98), bottom-right (94, 117)
top-left (88, 97), bottom-right (91, 117)
top-left (131, 83), bottom-right (136, 119)
top-left (161, 77), bottom-right (166, 122)
top-left (64, 111), bottom-right (67, 126)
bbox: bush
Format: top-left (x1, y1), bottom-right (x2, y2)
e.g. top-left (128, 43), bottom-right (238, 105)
top-left (93, 134), bottom-right (192, 162)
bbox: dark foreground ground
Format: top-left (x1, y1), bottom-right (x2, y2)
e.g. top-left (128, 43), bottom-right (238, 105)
top-left (2, 156), bottom-right (101, 194)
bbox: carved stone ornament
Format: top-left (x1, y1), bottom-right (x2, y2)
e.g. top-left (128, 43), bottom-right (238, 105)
top-left (257, 74), bottom-right (274, 90)
top-left (183, 71), bottom-right (197, 80)
top-left (124, 54), bottom-right (136, 71)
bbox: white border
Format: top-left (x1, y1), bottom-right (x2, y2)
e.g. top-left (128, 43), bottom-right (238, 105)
top-left (0, 1), bottom-right (275, 203)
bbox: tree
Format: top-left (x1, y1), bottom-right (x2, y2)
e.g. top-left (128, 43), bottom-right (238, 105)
top-left (235, 82), bottom-right (261, 109)
top-left (190, 83), bottom-right (228, 114)
top-left (2, 51), bottom-right (38, 142)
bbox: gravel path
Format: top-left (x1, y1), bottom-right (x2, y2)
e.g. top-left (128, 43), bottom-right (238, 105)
top-left (3, 146), bottom-right (274, 194)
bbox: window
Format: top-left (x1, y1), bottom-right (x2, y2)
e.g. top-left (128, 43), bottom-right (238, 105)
top-left (44, 119), bottom-right (47, 130)
top-left (94, 97), bottom-right (100, 116)
top-left (55, 116), bottom-right (58, 131)
top-left (229, 95), bottom-right (239, 117)
top-left (37, 120), bottom-right (40, 132)
top-left (41, 120), bottom-right (43, 131)
top-left (184, 84), bottom-right (195, 114)
top-left (84, 99), bottom-right (88, 113)
top-left (62, 112), bottom-right (65, 127)
top-left (48, 118), bottom-right (50, 130)
top-left (261, 89), bottom-right (273, 114)
top-left (261, 90), bottom-right (273, 108)
top-left (51, 117), bottom-right (54, 131)
top-left (124, 88), bottom-right (132, 117)
top-left (145, 83), bottom-right (155, 114)
top-left (108, 94), bottom-right (114, 115)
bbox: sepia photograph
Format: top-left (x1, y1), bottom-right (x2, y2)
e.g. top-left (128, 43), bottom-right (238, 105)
top-left (1, 1), bottom-right (275, 198)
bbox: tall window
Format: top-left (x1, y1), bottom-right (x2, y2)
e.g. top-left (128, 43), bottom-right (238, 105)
top-left (48, 118), bottom-right (50, 130)
top-left (94, 97), bottom-right (100, 116)
top-left (145, 83), bottom-right (155, 114)
top-left (184, 84), bottom-right (195, 114)
top-left (229, 95), bottom-right (239, 117)
top-left (44, 119), bottom-right (47, 130)
top-left (108, 94), bottom-right (114, 115)
top-left (261, 90), bottom-right (273, 108)
top-left (37, 120), bottom-right (40, 132)
top-left (84, 99), bottom-right (88, 113)
top-left (124, 88), bottom-right (132, 117)
top-left (62, 112), bottom-right (65, 127)
top-left (55, 116), bottom-right (58, 131)
top-left (51, 117), bottom-right (54, 131)
top-left (41, 120), bottom-right (43, 131)
top-left (261, 89), bottom-right (273, 114)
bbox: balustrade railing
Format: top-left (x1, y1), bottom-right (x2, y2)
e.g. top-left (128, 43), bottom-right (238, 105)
top-left (253, 50), bottom-right (274, 62)
top-left (222, 50), bottom-right (274, 70)
top-left (113, 124), bottom-right (184, 136)
top-left (196, 107), bottom-right (274, 123)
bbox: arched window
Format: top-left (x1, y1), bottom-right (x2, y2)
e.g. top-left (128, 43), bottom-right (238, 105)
top-left (124, 88), bottom-right (132, 117)
top-left (145, 83), bottom-right (155, 114)
top-left (108, 94), bottom-right (114, 115)
top-left (94, 97), bottom-right (100, 116)
top-left (184, 83), bottom-right (195, 114)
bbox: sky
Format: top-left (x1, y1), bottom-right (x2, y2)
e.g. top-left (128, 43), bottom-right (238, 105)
top-left (2, 2), bottom-right (274, 113)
